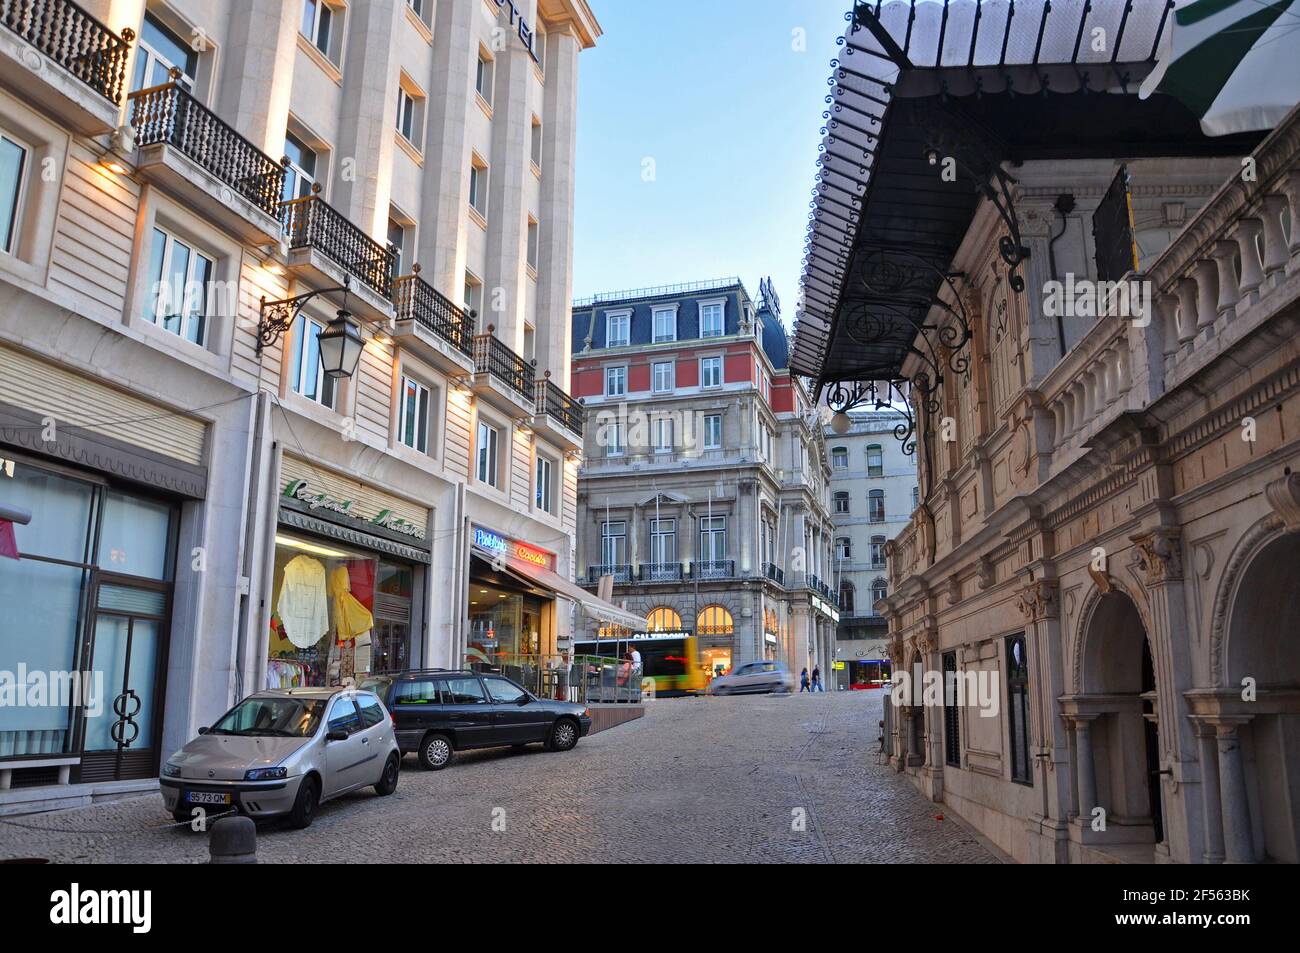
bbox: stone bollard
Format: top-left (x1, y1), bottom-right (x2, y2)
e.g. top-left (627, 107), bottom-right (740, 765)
top-left (208, 815), bottom-right (257, 864)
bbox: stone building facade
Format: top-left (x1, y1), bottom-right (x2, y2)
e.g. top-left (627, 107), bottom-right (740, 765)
top-left (0, 0), bottom-right (607, 811)
top-left (571, 279), bottom-right (838, 678)
top-left (824, 411), bottom-right (916, 688)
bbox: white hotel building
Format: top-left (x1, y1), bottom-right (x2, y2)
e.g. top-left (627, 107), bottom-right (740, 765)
top-left (0, 0), bottom-right (626, 812)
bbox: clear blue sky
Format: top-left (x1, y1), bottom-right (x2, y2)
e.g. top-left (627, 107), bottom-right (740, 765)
top-left (572, 0), bottom-right (852, 327)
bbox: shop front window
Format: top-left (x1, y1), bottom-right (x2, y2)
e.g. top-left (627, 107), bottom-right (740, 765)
top-left (269, 534), bottom-right (417, 687)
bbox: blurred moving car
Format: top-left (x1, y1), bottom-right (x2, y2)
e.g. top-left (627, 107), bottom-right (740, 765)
top-left (707, 660), bottom-right (794, 695)
top-left (160, 687), bottom-right (401, 829)
top-left (359, 669), bottom-right (592, 770)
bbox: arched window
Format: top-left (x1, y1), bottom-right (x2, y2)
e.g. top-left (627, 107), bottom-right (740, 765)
top-left (866, 443), bottom-right (883, 476)
top-left (871, 577), bottom-right (888, 612)
top-left (870, 535), bottom-right (886, 568)
top-left (646, 606), bottom-right (681, 632)
top-left (830, 446), bottom-right (848, 470)
top-left (868, 489), bottom-right (885, 522)
top-left (697, 605), bottom-right (734, 636)
top-left (839, 581), bottom-right (855, 613)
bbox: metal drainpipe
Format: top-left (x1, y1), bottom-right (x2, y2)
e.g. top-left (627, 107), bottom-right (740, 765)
top-left (233, 390), bottom-right (269, 701)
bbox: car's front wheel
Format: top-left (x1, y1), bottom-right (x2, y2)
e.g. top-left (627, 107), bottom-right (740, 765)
top-left (287, 776), bottom-right (319, 830)
top-left (548, 717), bottom-right (580, 752)
top-left (374, 753), bottom-right (399, 795)
top-left (418, 733), bottom-right (454, 770)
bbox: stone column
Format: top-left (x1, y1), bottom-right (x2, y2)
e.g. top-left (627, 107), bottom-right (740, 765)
top-left (1214, 718), bottom-right (1256, 864)
top-left (1193, 720), bottom-right (1225, 864)
top-left (1075, 714), bottom-right (1099, 819)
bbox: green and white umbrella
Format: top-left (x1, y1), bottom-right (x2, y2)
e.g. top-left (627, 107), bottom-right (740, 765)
top-left (1140, 0), bottom-right (1300, 136)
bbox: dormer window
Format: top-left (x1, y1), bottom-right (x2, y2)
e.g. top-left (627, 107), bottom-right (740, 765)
top-left (606, 310), bottom-right (630, 347)
top-left (699, 299), bottom-right (724, 337)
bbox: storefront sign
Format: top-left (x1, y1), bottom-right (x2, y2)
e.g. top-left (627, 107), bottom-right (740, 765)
top-left (472, 525), bottom-right (555, 571)
top-left (764, 633), bottom-right (778, 644)
top-left (488, 0), bottom-right (540, 62)
top-left (283, 479), bottom-right (427, 541)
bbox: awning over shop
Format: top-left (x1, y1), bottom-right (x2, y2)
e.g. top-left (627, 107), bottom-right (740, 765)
top-left (790, 0), bottom-right (1263, 391)
top-left (471, 547), bottom-right (644, 630)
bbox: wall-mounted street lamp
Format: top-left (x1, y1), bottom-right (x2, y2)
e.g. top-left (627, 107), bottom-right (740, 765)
top-left (258, 277), bottom-right (365, 380)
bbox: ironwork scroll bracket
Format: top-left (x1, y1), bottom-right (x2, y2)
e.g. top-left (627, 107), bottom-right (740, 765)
top-left (257, 276), bottom-right (351, 355)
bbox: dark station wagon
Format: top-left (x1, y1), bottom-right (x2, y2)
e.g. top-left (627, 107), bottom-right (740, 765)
top-left (359, 670), bottom-right (593, 770)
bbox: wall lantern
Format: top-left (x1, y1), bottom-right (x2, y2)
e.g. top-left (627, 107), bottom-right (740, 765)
top-left (257, 276), bottom-right (364, 380)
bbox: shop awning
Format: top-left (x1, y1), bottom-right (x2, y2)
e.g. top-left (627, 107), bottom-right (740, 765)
top-left (473, 546), bottom-right (644, 630)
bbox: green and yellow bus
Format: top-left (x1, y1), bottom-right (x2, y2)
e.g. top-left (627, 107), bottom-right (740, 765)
top-left (571, 631), bottom-right (706, 697)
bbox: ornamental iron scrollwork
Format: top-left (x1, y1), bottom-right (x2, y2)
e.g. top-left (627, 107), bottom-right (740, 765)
top-left (824, 378), bottom-right (918, 457)
top-left (110, 689), bottom-right (142, 749)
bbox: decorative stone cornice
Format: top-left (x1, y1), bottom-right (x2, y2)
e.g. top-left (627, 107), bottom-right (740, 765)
top-left (1131, 526), bottom-right (1184, 586)
top-left (1015, 579), bottom-right (1059, 622)
top-left (1264, 471), bottom-right (1300, 532)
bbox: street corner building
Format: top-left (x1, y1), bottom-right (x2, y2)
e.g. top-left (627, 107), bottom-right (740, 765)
top-left (791, 0), bottom-right (1300, 863)
top-left (569, 278), bottom-right (842, 682)
top-left (0, 0), bottom-right (609, 813)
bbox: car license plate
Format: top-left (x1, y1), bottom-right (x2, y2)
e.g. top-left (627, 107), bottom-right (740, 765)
top-left (184, 791), bottom-right (232, 805)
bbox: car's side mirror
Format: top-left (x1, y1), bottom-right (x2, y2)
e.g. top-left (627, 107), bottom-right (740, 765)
top-left (197, 726), bottom-right (209, 735)
top-left (516, 695), bottom-right (530, 706)
top-left (326, 729), bottom-right (348, 742)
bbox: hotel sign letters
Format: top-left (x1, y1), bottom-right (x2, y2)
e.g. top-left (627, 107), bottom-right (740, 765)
top-left (489, 0), bottom-right (540, 62)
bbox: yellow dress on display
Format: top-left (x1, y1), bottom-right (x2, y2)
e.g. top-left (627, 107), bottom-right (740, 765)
top-left (328, 565), bottom-right (375, 641)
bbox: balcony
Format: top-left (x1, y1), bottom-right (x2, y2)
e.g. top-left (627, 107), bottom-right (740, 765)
top-left (0, 0), bottom-right (131, 135)
top-left (129, 80), bottom-right (284, 244)
top-left (532, 373), bottom-right (584, 451)
top-left (472, 326), bottom-right (535, 415)
top-left (281, 189), bottom-right (396, 319)
top-left (639, 562), bottom-right (683, 583)
top-left (391, 269), bottom-right (475, 377)
top-left (586, 564), bottom-right (632, 585)
top-left (692, 560), bottom-right (735, 581)
top-left (763, 562), bottom-right (785, 586)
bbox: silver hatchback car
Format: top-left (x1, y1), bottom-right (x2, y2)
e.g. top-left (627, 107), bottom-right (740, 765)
top-left (708, 660), bottom-right (795, 695)
top-left (160, 687), bottom-right (401, 829)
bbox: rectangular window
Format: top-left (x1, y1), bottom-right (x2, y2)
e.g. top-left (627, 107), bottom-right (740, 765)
top-left (1007, 634), bottom-right (1032, 785)
top-left (530, 117), bottom-right (542, 169)
top-left (606, 420), bottom-right (625, 457)
top-left (649, 518), bottom-right (676, 565)
top-left (476, 420), bottom-right (500, 488)
top-left (387, 218), bottom-right (407, 277)
top-left (652, 361), bottom-right (674, 394)
top-left (469, 157), bottom-right (488, 218)
top-left (535, 455), bottom-right (554, 513)
top-left (653, 416), bottom-right (673, 454)
top-left (147, 226), bottom-right (214, 345)
top-left (133, 12), bottom-right (198, 92)
top-left (943, 651), bottom-right (961, 768)
top-left (475, 50), bottom-right (494, 104)
top-left (301, 0), bottom-right (335, 59)
top-left (700, 356), bottom-right (722, 388)
top-left (699, 516), bottom-right (726, 563)
top-left (282, 131), bottom-right (317, 202)
top-left (867, 444), bottom-right (884, 477)
top-left (527, 217), bottom-right (539, 270)
top-left (868, 490), bottom-right (885, 523)
top-left (398, 375), bottom-right (431, 453)
top-left (395, 86), bottom-right (421, 146)
top-left (463, 272), bottom-right (482, 317)
top-left (289, 314), bottom-right (336, 408)
top-left (835, 537), bottom-right (851, 560)
top-left (604, 365), bottom-right (626, 397)
top-left (606, 312), bottom-right (630, 347)
top-left (699, 302), bottom-right (723, 337)
top-left (652, 307), bottom-right (676, 343)
top-left (833, 492), bottom-right (849, 514)
top-left (0, 132), bottom-right (29, 255)
top-left (870, 537), bottom-right (885, 569)
top-left (831, 447), bottom-right (848, 470)
top-left (703, 413), bottom-right (722, 450)
top-left (912, 485), bottom-right (920, 509)
top-left (601, 521), bottom-right (626, 566)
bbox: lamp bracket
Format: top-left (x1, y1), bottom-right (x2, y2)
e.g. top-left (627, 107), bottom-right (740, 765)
top-left (257, 277), bottom-right (351, 355)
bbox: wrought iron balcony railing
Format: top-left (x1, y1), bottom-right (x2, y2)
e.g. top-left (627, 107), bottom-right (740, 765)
top-left (473, 327), bottom-right (535, 402)
top-left (1, 0), bottom-right (132, 104)
top-left (763, 562), bottom-right (785, 586)
top-left (280, 189), bottom-right (396, 298)
top-left (392, 270), bottom-right (474, 357)
top-left (640, 562), bottom-right (683, 583)
top-left (586, 564), bottom-right (632, 584)
top-left (129, 79), bottom-right (285, 217)
top-left (534, 374), bottom-right (583, 436)
top-left (693, 560), bottom-right (734, 580)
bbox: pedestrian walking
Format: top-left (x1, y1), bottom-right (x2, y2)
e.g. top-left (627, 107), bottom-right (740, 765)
top-left (812, 666), bottom-right (824, 692)
top-left (800, 667), bottom-right (810, 692)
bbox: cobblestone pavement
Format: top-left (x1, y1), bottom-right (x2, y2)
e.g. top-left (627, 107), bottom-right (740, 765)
top-left (0, 689), bottom-right (1001, 863)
